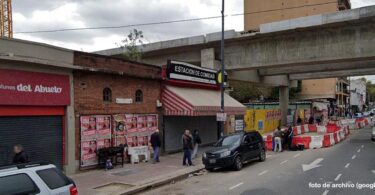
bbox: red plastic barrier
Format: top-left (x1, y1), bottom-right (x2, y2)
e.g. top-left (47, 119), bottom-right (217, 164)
top-left (292, 136), bottom-right (312, 149)
top-left (323, 134), bottom-right (331, 147)
top-left (308, 124), bottom-right (317, 132)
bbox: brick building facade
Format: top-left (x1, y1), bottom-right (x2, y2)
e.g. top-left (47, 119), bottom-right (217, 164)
top-left (73, 52), bottom-right (162, 167)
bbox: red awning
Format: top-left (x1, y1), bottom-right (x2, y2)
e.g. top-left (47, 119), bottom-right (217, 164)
top-left (162, 85), bottom-right (246, 116)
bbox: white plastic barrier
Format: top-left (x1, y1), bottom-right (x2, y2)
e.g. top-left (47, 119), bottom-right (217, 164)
top-left (309, 135), bottom-right (324, 149)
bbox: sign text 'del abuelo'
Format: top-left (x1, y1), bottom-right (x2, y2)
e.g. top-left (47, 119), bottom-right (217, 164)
top-left (0, 69), bottom-right (70, 106)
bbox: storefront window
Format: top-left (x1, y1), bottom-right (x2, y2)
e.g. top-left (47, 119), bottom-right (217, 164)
top-left (103, 88), bottom-right (112, 102)
top-left (135, 90), bottom-right (143, 103)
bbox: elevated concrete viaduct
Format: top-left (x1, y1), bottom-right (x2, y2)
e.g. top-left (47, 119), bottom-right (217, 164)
top-left (96, 5), bottom-right (375, 125)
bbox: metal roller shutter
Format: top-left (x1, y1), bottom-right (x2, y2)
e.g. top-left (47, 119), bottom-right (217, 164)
top-left (164, 116), bottom-right (218, 152)
top-left (0, 116), bottom-right (63, 169)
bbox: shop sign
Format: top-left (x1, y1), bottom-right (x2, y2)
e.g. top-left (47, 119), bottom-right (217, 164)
top-left (166, 60), bottom-right (217, 85)
top-left (0, 69), bottom-right (70, 106)
top-left (235, 120), bottom-right (244, 131)
top-left (216, 112), bottom-right (227, 121)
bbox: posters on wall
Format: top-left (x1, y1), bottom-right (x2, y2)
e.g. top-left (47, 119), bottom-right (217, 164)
top-left (80, 115), bottom-right (112, 167)
top-left (80, 114), bottom-right (158, 168)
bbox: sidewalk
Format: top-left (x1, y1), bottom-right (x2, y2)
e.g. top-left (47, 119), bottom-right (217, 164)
top-left (69, 147), bottom-right (210, 195)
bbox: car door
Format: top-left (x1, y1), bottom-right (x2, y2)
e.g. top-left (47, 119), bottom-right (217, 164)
top-left (248, 133), bottom-right (261, 159)
top-left (241, 134), bottom-right (252, 161)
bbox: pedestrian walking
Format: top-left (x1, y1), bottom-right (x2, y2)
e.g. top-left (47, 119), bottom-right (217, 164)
top-left (192, 129), bottom-right (202, 159)
top-left (287, 125), bottom-right (294, 150)
top-left (182, 130), bottom-right (194, 166)
top-left (273, 127), bottom-right (282, 152)
top-left (12, 144), bottom-right (28, 164)
top-left (150, 129), bottom-right (161, 164)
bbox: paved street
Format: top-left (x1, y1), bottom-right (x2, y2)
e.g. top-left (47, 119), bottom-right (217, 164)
top-left (144, 128), bottom-right (375, 195)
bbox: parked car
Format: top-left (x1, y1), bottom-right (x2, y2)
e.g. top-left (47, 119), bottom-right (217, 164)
top-left (202, 131), bottom-right (266, 171)
top-left (0, 162), bottom-right (77, 195)
top-left (354, 113), bottom-right (363, 118)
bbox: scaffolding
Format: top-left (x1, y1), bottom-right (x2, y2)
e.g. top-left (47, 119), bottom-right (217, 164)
top-left (0, 0), bottom-right (12, 38)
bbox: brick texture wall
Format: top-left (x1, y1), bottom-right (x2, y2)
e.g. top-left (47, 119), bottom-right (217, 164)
top-left (73, 52), bottom-right (162, 160)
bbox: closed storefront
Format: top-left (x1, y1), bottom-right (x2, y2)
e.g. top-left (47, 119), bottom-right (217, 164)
top-left (0, 69), bottom-right (70, 169)
top-left (0, 115), bottom-right (63, 168)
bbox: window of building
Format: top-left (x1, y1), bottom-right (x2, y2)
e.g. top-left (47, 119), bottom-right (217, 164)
top-left (135, 90), bottom-right (143, 103)
top-left (103, 87), bottom-right (112, 102)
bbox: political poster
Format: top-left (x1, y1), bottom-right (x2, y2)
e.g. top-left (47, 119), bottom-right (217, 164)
top-left (80, 116), bottom-right (96, 141)
top-left (147, 115), bottom-right (158, 132)
top-left (96, 115), bottom-right (111, 139)
top-left (80, 140), bottom-right (97, 167)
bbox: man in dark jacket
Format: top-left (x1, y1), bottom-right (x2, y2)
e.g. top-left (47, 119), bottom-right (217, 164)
top-left (13, 144), bottom-right (28, 164)
top-left (150, 129), bottom-right (161, 163)
top-left (182, 130), bottom-right (194, 166)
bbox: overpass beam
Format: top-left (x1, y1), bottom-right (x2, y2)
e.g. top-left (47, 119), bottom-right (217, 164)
top-left (279, 86), bottom-right (289, 126)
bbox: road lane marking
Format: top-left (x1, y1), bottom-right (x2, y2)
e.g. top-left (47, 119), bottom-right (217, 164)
top-left (372, 170), bottom-right (375, 175)
top-left (334, 174), bottom-right (342, 181)
top-left (302, 158), bottom-right (324, 172)
top-left (357, 149), bottom-right (361, 153)
top-left (258, 170), bottom-right (268, 176)
top-left (322, 189), bottom-right (329, 195)
top-left (229, 182), bottom-right (243, 190)
top-left (280, 160), bottom-right (288, 165)
top-left (361, 145), bottom-right (364, 148)
top-left (293, 153), bottom-right (301, 158)
top-left (352, 155), bottom-right (356, 160)
top-left (345, 163), bottom-right (350, 168)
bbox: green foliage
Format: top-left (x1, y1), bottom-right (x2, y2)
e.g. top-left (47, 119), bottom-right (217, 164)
top-left (229, 80), bottom-right (272, 102)
top-left (366, 80), bottom-right (375, 102)
top-left (118, 29), bottom-right (144, 61)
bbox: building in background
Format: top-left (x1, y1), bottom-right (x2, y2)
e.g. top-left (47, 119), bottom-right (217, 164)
top-left (244, 0), bottom-right (351, 31)
top-left (350, 79), bottom-right (367, 113)
top-left (299, 77), bottom-right (349, 116)
top-left (244, 0), bottom-right (351, 117)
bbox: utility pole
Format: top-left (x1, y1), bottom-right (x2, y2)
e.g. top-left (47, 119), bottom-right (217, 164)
top-left (220, 0), bottom-right (225, 137)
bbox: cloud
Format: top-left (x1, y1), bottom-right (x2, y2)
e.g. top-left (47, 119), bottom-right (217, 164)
top-left (11, 0), bottom-right (374, 52)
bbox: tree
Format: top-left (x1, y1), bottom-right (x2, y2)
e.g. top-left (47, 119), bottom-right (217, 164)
top-left (229, 80), bottom-right (272, 102)
top-left (117, 29), bottom-right (144, 61)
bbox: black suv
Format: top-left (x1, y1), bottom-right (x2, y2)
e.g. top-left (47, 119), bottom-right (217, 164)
top-left (202, 131), bottom-right (266, 171)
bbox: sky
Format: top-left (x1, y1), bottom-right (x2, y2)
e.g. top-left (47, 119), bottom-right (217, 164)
top-left (10, 0), bottom-right (375, 80)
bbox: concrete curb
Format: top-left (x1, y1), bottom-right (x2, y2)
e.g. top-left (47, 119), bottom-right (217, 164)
top-left (120, 164), bottom-right (205, 195)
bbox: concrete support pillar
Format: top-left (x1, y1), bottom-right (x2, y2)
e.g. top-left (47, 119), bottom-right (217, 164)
top-left (279, 86), bottom-right (289, 126)
top-left (201, 48), bottom-right (220, 70)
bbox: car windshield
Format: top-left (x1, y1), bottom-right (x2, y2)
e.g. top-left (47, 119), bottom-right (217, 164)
top-left (216, 134), bottom-right (241, 147)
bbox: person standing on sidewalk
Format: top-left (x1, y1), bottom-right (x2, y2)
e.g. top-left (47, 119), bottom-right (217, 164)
top-left (273, 127), bottom-right (282, 152)
top-left (182, 130), bottom-right (194, 166)
top-left (192, 129), bottom-right (202, 159)
top-left (150, 129), bottom-right (161, 164)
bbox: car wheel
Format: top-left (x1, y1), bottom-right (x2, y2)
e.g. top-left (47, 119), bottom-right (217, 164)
top-left (206, 168), bottom-right (214, 172)
top-left (234, 156), bottom-right (243, 171)
top-left (259, 149), bottom-right (266, 162)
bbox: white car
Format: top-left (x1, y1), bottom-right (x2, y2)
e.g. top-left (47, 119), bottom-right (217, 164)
top-left (0, 162), bottom-right (77, 195)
